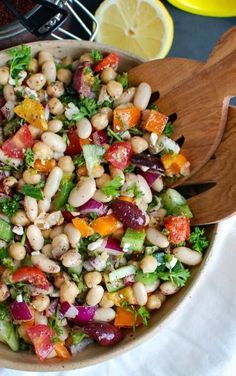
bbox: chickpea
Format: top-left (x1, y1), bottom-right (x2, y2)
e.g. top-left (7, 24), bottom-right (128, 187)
top-left (96, 173), bottom-right (111, 189)
top-left (106, 80), bottom-right (123, 98)
top-left (76, 118), bottom-right (92, 139)
top-left (54, 272), bottom-right (70, 289)
top-left (92, 165), bottom-right (104, 178)
top-left (28, 58), bottom-right (39, 73)
top-left (57, 68), bottom-right (72, 86)
top-left (79, 53), bottom-right (94, 64)
top-left (146, 294), bottom-right (162, 310)
top-left (100, 107), bottom-right (113, 122)
top-left (38, 51), bottom-right (53, 66)
top-left (131, 136), bottom-right (148, 154)
top-left (8, 243), bottom-right (26, 261)
top-left (0, 283), bottom-right (9, 302)
top-left (47, 81), bottom-right (64, 98)
top-left (42, 244), bottom-right (53, 258)
top-left (84, 271), bottom-right (102, 288)
top-left (60, 280), bottom-right (79, 304)
top-left (42, 60), bottom-right (56, 83)
top-left (37, 89), bottom-right (47, 103)
top-left (61, 250), bottom-right (81, 268)
top-left (32, 141), bottom-right (53, 160)
top-left (100, 67), bottom-right (117, 83)
top-left (0, 66), bottom-right (9, 85)
top-left (11, 210), bottom-right (30, 226)
top-left (62, 56), bottom-right (73, 65)
top-left (23, 169), bottom-right (41, 185)
top-left (58, 156), bottom-right (75, 173)
top-left (3, 84), bottom-right (16, 102)
top-left (27, 73), bottom-right (46, 91)
top-left (32, 295), bottom-right (50, 312)
top-left (48, 119), bottom-right (63, 133)
top-left (99, 292), bottom-right (114, 308)
top-left (48, 97), bottom-right (64, 115)
top-left (49, 225), bottom-right (64, 239)
top-left (91, 113), bottom-right (109, 130)
top-left (140, 255), bottom-right (158, 273)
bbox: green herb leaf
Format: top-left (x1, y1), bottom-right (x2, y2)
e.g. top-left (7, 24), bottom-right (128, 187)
top-left (71, 330), bottom-right (88, 345)
top-left (48, 307), bottom-right (63, 337)
top-left (91, 50), bottom-right (103, 62)
top-left (189, 227), bottom-right (209, 253)
top-left (0, 248), bottom-right (8, 259)
top-left (137, 306), bottom-right (150, 326)
top-left (0, 194), bottom-right (22, 218)
top-left (7, 45), bottom-right (31, 82)
top-left (65, 203), bottom-right (75, 212)
top-left (107, 126), bottom-right (123, 142)
top-left (82, 144), bottom-right (105, 176)
top-left (156, 262), bottom-right (190, 287)
top-left (120, 301), bottom-right (150, 331)
top-left (163, 122), bottom-right (174, 137)
top-left (101, 175), bottom-right (122, 198)
top-left (116, 72), bottom-right (129, 89)
top-left (92, 75), bottom-right (102, 93)
top-left (24, 148), bottom-right (35, 169)
top-left (148, 104), bottom-right (159, 110)
top-left (129, 127), bottom-right (144, 136)
top-left (0, 303), bottom-right (9, 320)
top-left (125, 183), bottom-right (144, 199)
top-left (56, 63), bottom-right (72, 70)
top-left (10, 282), bottom-right (31, 302)
top-left (20, 182), bottom-right (45, 200)
top-left (70, 274), bottom-right (88, 294)
top-left (79, 234), bottom-right (101, 253)
top-left (123, 165), bottom-right (135, 173)
top-left (73, 153), bottom-right (85, 167)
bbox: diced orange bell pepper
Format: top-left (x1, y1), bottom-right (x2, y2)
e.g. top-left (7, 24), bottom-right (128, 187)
top-left (91, 214), bottom-right (122, 237)
top-left (143, 109), bottom-right (168, 135)
top-left (161, 153), bottom-right (190, 176)
top-left (72, 218), bottom-right (94, 238)
top-left (54, 342), bottom-right (71, 359)
top-left (114, 307), bottom-right (142, 328)
top-left (113, 107), bottom-right (141, 132)
top-left (108, 286), bottom-right (136, 306)
top-left (79, 137), bottom-right (91, 147)
top-left (14, 98), bottom-right (48, 130)
top-left (34, 159), bottom-right (56, 173)
top-left (119, 196), bottom-right (134, 203)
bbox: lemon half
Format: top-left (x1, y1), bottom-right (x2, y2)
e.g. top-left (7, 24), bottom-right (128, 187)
top-left (95, 0), bottom-right (174, 60)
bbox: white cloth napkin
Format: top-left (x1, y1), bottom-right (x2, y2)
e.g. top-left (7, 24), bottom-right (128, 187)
top-left (1, 217), bottom-right (236, 376)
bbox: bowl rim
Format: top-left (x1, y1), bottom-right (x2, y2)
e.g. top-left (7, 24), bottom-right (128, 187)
top-left (0, 39), bottom-right (218, 372)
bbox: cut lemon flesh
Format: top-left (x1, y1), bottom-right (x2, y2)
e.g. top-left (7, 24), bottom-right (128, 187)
top-left (95, 0), bottom-right (174, 60)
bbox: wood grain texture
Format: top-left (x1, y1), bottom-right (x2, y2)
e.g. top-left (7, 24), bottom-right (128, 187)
top-left (128, 26), bottom-right (236, 184)
top-left (186, 105), bottom-right (236, 225)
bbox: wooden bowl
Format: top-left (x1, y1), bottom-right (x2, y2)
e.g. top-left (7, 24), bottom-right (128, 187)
top-left (0, 40), bottom-right (216, 371)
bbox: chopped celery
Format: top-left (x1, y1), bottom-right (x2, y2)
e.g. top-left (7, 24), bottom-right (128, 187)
top-left (104, 274), bottom-right (125, 292)
top-left (0, 218), bottom-right (13, 242)
top-left (109, 265), bottom-right (137, 283)
top-left (82, 144), bottom-right (105, 177)
top-left (121, 228), bottom-right (145, 252)
top-left (0, 320), bottom-right (19, 351)
top-left (135, 270), bottom-right (159, 285)
top-left (160, 188), bottom-right (193, 218)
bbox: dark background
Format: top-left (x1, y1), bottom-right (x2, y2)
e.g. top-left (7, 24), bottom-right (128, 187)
top-left (80, 0), bottom-right (235, 61)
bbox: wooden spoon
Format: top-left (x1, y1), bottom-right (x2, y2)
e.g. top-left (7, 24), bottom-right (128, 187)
top-left (180, 105), bottom-right (236, 226)
top-left (128, 27), bottom-right (236, 183)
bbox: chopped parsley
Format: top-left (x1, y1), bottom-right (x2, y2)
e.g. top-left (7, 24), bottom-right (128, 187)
top-left (163, 122), bottom-right (174, 137)
top-left (71, 330), bottom-right (88, 345)
top-left (92, 75), bottom-right (102, 93)
top-left (148, 104), bottom-right (159, 110)
top-left (121, 301), bottom-right (150, 331)
top-left (89, 212), bottom-right (99, 220)
top-left (189, 227), bottom-right (209, 253)
top-left (48, 307), bottom-right (63, 337)
top-left (91, 50), bottom-right (103, 62)
top-left (70, 274), bottom-right (88, 294)
top-left (65, 203), bottom-right (75, 212)
top-left (129, 127), bottom-right (144, 136)
top-left (0, 194), bottom-right (22, 218)
top-left (56, 63), bottom-right (72, 70)
top-left (0, 303), bottom-right (9, 320)
top-left (107, 126), bottom-right (123, 142)
top-left (1, 258), bottom-right (16, 271)
top-left (24, 148), bottom-right (35, 169)
top-left (124, 165), bottom-right (135, 174)
top-left (116, 72), bottom-right (129, 89)
top-left (125, 183), bottom-right (144, 199)
top-left (72, 97), bottom-right (98, 121)
top-left (101, 175), bottom-right (123, 198)
top-left (73, 153), bottom-right (85, 167)
top-left (7, 45), bottom-right (31, 82)
top-left (0, 248), bottom-right (8, 259)
top-left (20, 181), bottom-right (45, 200)
top-left (10, 282), bottom-right (31, 303)
top-left (79, 234), bottom-right (101, 253)
top-left (156, 261), bottom-right (190, 287)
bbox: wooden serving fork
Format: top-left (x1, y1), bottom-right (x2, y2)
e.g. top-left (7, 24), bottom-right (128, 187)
top-left (128, 27), bottom-right (236, 183)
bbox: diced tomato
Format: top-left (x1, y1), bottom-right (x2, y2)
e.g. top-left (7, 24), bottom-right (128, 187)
top-left (164, 216), bottom-right (190, 244)
top-left (65, 129), bottom-right (82, 156)
top-left (94, 53), bottom-right (119, 72)
top-left (2, 125), bottom-right (33, 159)
top-left (105, 141), bottom-right (132, 169)
top-left (12, 266), bottom-right (50, 290)
top-left (27, 325), bottom-right (55, 361)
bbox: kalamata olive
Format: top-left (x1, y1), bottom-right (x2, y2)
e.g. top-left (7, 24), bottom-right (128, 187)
top-left (131, 153), bottom-right (164, 173)
top-left (112, 199), bottom-right (146, 230)
top-left (73, 62), bottom-right (94, 98)
top-left (84, 322), bottom-right (124, 346)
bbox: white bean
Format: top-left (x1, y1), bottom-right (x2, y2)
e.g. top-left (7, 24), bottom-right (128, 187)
top-left (91, 113), bottom-right (109, 131)
top-left (173, 247), bottom-right (203, 266)
top-left (61, 249), bottom-right (81, 268)
top-left (38, 198), bottom-right (51, 213)
top-left (48, 97), bottom-right (64, 115)
top-left (94, 308), bottom-right (116, 322)
top-left (47, 81), bottom-right (64, 98)
top-left (64, 223), bottom-right (81, 248)
top-left (3, 84), bottom-right (16, 102)
top-left (145, 280), bottom-right (160, 293)
top-left (131, 136), bottom-right (148, 154)
top-left (48, 119), bottom-right (63, 133)
top-left (49, 225), bottom-right (64, 239)
top-left (0, 67), bottom-right (9, 85)
top-left (92, 189), bottom-right (112, 203)
top-left (42, 244), bottom-right (53, 258)
top-left (84, 271), bottom-right (102, 288)
top-left (60, 280), bottom-right (78, 304)
top-left (136, 174), bottom-right (152, 203)
top-left (42, 60), bottom-right (56, 82)
top-left (62, 56), bottom-right (73, 65)
top-left (133, 82), bottom-right (152, 110)
top-left (99, 292), bottom-right (114, 308)
top-left (152, 177), bottom-right (164, 192)
top-left (41, 132), bottom-right (66, 153)
top-left (58, 156), bottom-right (75, 173)
top-left (11, 210), bottom-right (30, 226)
top-left (68, 177), bottom-right (96, 207)
top-left (32, 141), bottom-right (53, 160)
top-left (86, 285), bottom-right (104, 306)
top-left (0, 283), bottom-right (9, 302)
top-left (38, 51), bottom-right (53, 66)
top-left (140, 255), bottom-right (158, 273)
top-left (34, 311), bottom-right (48, 325)
top-left (133, 282), bottom-right (148, 306)
top-left (44, 166), bottom-right (63, 199)
top-left (27, 73), bottom-right (46, 91)
top-left (31, 253), bottom-right (60, 273)
top-left (23, 169), bottom-right (41, 185)
top-left (146, 227), bottom-right (169, 248)
top-left (24, 196), bottom-right (38, 222)
top-left (113, 87), bottom-right (136, 107)
top-left (160, 281), bottom-right (179, 295)
top-left (76, 118), bottom-right (92, 139)
top-left (100, 67), bottom-right (117, 83)
top-left (146, 294), bottom-right (162, 310)
top-left (57, 68), bottom-right (72, 86)
top-left (52, 234), bottom-right (69, 258)
top-left (106, 80), bottom-right (123, 98)
top-left (26, 225), bottom-right (44, 251)
top-left (32, 294), bottom-right (50, 312)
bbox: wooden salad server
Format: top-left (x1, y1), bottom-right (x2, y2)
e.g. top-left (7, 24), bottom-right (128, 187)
top-left (128, 27), bottom-right (236, 183)
top-left (181, 105), bottom-right (236, 226)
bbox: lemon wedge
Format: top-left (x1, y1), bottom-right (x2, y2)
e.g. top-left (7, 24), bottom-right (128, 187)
top-left (95, 0), bottom-right (174, 59)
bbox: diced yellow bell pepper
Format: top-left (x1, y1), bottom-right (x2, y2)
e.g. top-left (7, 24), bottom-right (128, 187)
top-left (14, 98), bottom-right (48, 130)
top-left (108, 286), bottom-right (136, 306)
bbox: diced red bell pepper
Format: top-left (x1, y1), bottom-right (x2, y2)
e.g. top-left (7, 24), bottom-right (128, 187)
top-left (65, 129), bottom-right (82, 156)
top-left (2, 125), bottom-right (33, 159)
top-left (105, 141), bottom-right (132, 169)
top-left (94, 53), bottom-right (119, 72)
top-left (27, 325), bottom-right (55, 361)
top-left (12, 266), bottom-right (49, 290)
top-left (164, 216), bottom-right (190, 244)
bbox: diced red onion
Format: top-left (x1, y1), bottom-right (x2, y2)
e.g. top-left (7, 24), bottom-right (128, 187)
top-left (92, 130), bottom-right (108, 146)
top-left (10, 301), bottom-right (32, 321)
top-left (123, 274), bottom-right (136, 286)
top-left (60, 301), bottom-right (78, 319)
top-left (97, 237), bottom-right (124, 256)
top-left (140, 170), bottom-right (161, 187)
top-left (73, 306), bottom-right (96, 325)
top-left (62, 210), bottom-right (80, 222)
top-left (70, 338), bottom-right (93, 355)
top-left (47, 298), bottom-right (59, 316)
top-left (83, 260), bottom-right (94, 272)
top-left (79, 199), bottom-right (109, 216)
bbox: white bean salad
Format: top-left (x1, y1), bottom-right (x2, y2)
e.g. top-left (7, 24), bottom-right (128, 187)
top-left (0, 45), bottom-right (209, 361)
